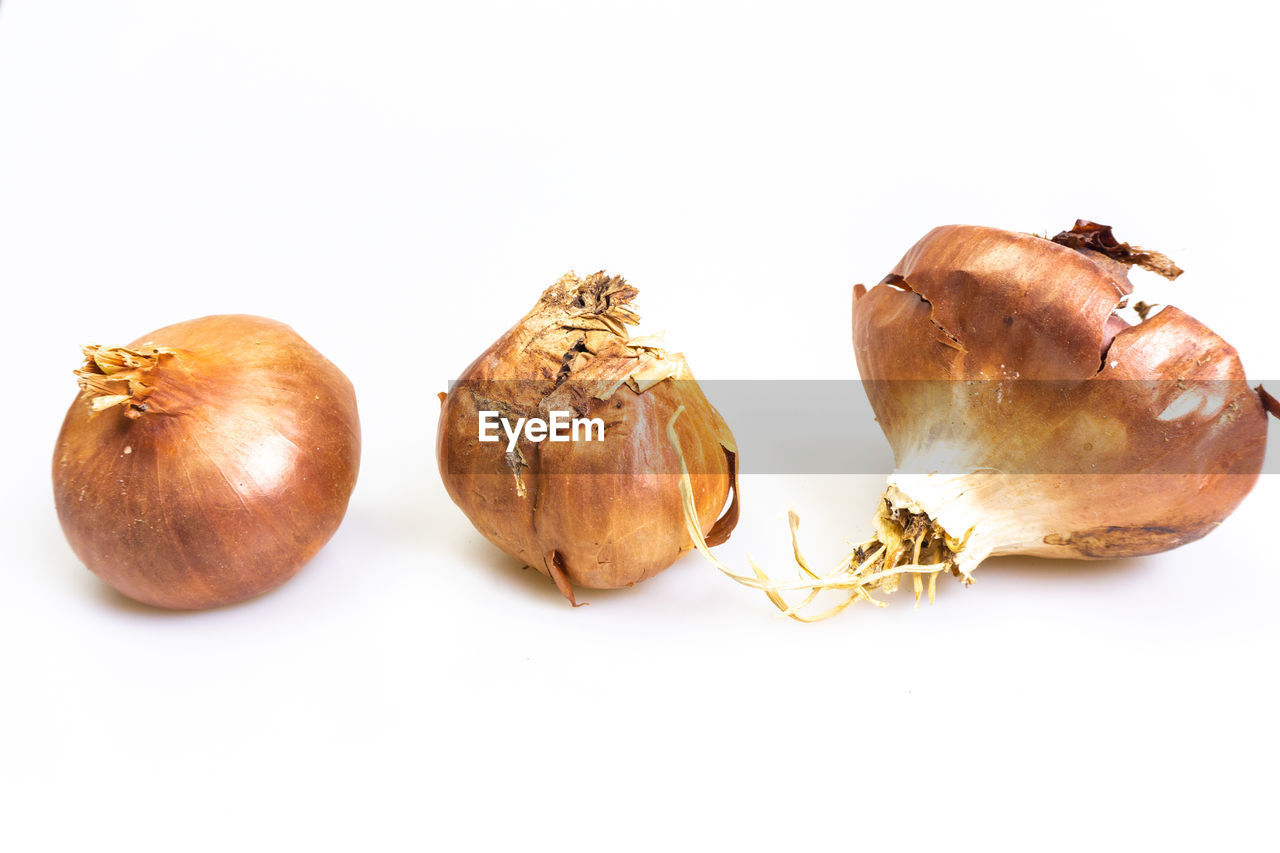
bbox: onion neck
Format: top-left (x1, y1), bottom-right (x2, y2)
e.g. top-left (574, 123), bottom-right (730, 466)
top-left (537, 271), bottom-right (640, 335)
top-left (74, 344), bottom-right (175, 418)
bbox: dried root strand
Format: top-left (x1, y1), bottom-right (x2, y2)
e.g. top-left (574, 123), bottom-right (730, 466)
top-left (666, 407), bottom-right (963, 622)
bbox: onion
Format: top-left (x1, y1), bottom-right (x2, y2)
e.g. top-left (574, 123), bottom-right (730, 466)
top-left (438, 271), bottom-right (739, 605)
top-left (52, 314), bottom-right (361, 610)
top-left (675, 221), bottom-right (1275, 620)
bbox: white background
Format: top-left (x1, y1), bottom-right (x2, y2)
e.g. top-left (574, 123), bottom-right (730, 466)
top-left (2, 2), bottom-right (1277, 850)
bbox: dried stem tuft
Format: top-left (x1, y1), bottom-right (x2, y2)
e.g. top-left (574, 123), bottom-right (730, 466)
top-left (1051, 219), bottom-right (1183, 280)
top-left (540, 271), bottom-right (640, 336)
top-left (74, 344), bottom-right (173, 418)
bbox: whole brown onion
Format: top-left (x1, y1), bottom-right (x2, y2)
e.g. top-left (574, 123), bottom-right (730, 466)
top-left (679, 221), bottom-right (1275, 620)
top-left (52, 314), bottom-right (361, 609)
top-left (851, 220), bottom-right (1270, 581)
top-left (438, 271), bottom-right (739, 605)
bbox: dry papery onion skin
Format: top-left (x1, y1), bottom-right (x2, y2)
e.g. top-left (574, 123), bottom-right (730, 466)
top-left (675, 221), bottom-right (1275, 621)
top-left (437, 272), bottom-right (739, 605)
top-left (52, 314), bottom-right (361, 610)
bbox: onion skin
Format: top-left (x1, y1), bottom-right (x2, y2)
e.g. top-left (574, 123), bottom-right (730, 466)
top-left (52, 314), bottom-right (361, 610)
top-left (438, 272), bottom-right (738, 604)
top-left (853, 223), bottom-right (1269, 574)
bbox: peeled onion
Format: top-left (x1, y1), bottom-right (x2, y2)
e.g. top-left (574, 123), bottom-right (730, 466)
top-left (438, 271), bottom-right (739, 604)
top-left (52, 314), bottom-right (361, 609)
top-left (678, 221), bottom-right (1275, 620)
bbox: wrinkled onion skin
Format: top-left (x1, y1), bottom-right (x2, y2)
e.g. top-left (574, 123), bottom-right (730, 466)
top-left (441, 377), bottom-right (734, 590)
top-left (853, 225), bottom-right (1266, 561)
top-left (534, 386), bottom-right (733, 588)
top-left (52, 315), bottom-right (361, 609)
top-left (437, 274), bottom-right (737, 593)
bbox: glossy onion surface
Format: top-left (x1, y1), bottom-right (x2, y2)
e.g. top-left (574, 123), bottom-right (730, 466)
top-left (53, 314), bottom-right (361, 609)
